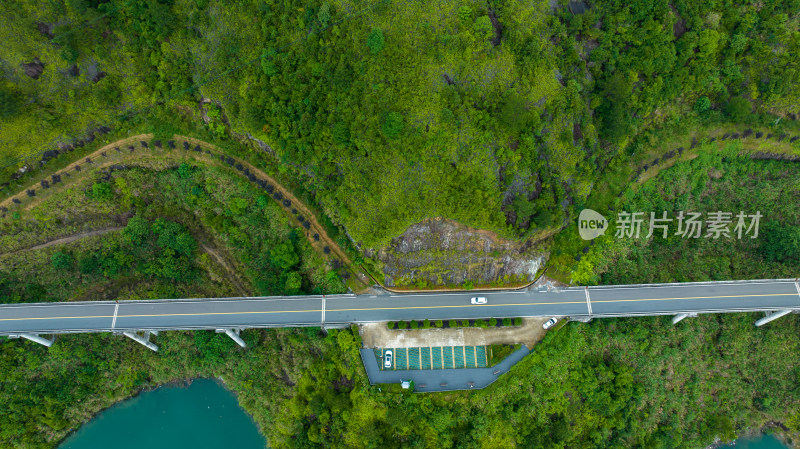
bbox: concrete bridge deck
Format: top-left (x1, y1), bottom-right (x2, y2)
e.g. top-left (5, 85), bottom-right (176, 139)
top-left (1, 279), bottom-right (798, 336)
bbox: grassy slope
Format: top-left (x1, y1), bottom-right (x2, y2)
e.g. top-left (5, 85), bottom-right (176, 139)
top-left (567, 142), bottom-right (800, 285)
top-left (0, 156), bottom-right (346, 301)
top-left (548, 134), bottom-right (800, 283)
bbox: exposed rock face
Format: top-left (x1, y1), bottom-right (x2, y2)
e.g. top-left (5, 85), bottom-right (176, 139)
top-left (23, 58), bottom-right (44, 79)
top-left (241, 132), bottom-right (275, 155)
top-left (91, 71), bottom-right (106, 83)
top-left (488, 8), bottom-right (503, 47)
top-left (374, 218), bottom-right (546, 287)
top-left (36, 22), bottom-right (54, 39)
top-left (670, 3), bottom-right (687, 38)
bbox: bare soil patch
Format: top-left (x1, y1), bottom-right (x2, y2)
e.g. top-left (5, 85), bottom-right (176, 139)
top-left (359, 317), bottom-right (552, 350)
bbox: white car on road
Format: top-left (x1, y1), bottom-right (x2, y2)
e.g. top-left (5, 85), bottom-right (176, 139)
top-left (470, 297), bottom-right (487, 305)
top-left (543, 317), bottom-right (558, 329)
top-left (384, 350), bottom-right (393, 368)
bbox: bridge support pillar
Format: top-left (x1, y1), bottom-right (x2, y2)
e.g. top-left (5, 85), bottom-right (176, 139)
top-left (571, 315), bottom-right (592, 323)
top-left (123, 331), bottom-right (158, 352)
top-left (672, 313), bottom-right (697, 324)
top-left (8, 333), bottom-right (54, 347)
top-left (755, 310), bottom-right (794, 327)
top-left (216, 328), bottom-right (246, 348)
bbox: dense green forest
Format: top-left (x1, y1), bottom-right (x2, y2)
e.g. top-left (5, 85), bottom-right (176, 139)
top-left (3, 0), bottom-right (799, 248)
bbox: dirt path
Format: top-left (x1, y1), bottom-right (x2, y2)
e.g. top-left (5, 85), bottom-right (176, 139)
top-left (359, 318), bottom-right (551, 349)
top-left (0, 227), bottom-right (124, 257)
top-left (176, 135), bottom-right (371, 287)
top-left (26, 227), bottom-right (124, 251)
top-left (2, 133), bottom-right (371, 290)
top-left (636, 128), bottom-right (800, 185)
top-left (4, 224), bottom-right (252, 297)
top-left (200, 242), bottom-right (250, 296)
top-left (1, 134), bottom-right (154, 211)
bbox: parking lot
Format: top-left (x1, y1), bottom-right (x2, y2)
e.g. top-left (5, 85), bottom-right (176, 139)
top-left (374, 346), bottom-right (489, 370)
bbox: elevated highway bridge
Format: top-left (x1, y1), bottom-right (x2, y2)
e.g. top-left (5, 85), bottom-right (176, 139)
top-left (2, 278), bottom-right (799, 350)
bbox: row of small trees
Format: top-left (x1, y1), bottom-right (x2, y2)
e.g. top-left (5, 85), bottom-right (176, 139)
top-left (387, 318), bottom-right (523, 330)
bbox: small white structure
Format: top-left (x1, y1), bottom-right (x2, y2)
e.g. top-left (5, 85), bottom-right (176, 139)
top-left (401, 380), bottom-right (411, 389)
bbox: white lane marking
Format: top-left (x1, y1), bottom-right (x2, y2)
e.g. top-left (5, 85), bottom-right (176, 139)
top-left (0, 297), bottom-right (328, 310)
top-left (588, 280), bottom-right (797, 291)
top-left (321, 296), bottom-right (326, 325)
top-left (585, 287), bottom-right (592, 315)
top-left (111, 302), bottom-right (119, 329)
top-left (795, 279), bottom-right (800, 302)
top-left (387, 291), bottom-right (527, 299)
top-left (125, 297), bottom-right (323, 305)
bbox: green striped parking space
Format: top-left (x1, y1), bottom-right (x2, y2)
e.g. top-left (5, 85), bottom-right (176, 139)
top-left (373, 346), bottom-right (489, 371)
top-left (408, 347), bottom-right (420, 369)
top-left (421, 347), bottom-right (431, 369)
top-left (454, 346), bottom-right (465, 368)
top-left (465, 346), bottom-right (476, 368)
top-left (476, 346), bottom-right (487, 367)
top-left (375, 348), bottom-right (387, 370)
top-left (396, 347), bottom-right (407, 370)
top-left (443, 346), bottom-right (453, 369)
top-left (432, 347), bottom-right (442, 369)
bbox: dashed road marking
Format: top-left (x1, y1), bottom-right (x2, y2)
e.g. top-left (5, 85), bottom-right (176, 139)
top-left (1, 292), bottom-right (798, 323)
top-left (795, 279), bottom-right (800, 302)
top-left (585, 287), bottom-right (592, 315)
top-left (112, 302), bottom-right (119, 329)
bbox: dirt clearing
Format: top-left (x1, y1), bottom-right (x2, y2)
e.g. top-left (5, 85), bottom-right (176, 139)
top-left (359, 317), bottom-right (554, 350)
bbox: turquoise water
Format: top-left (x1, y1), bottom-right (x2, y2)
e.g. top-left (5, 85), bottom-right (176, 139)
top-left (720, 433), bottom-right (791, 449)
top-left (59, 378), bottom-right (267, 449)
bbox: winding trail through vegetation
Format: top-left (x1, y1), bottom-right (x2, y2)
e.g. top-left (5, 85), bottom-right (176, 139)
top-left (26, 227), bottom-right (124, 251)
top-left (636, 127), bottom-right (800, 185)
top-left (0, 134), bottom-right (154, 211)
top-left (199, 242), bottom-right (250, 296)
top-left (2, 133), bottom-right (371, 291)
top-left (3, 226), bottom-right (250, 296)
top-left (175, 135), bottom-right (369, 288)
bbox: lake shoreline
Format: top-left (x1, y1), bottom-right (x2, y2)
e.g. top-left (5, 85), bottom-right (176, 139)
top-left (57, 376), bottom-right (266, 449)
top-left (704, 423), bottom-right (798, 449)
top-left (55, 376), bottom-right (199, 447)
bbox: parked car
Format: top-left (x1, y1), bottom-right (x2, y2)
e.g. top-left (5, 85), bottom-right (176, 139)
top-left (384, 350), bottom-right (393, 368)
top-left (470, 296), bottom-right (487, 304)
top-left (543, 317), bottom-right (558, 329)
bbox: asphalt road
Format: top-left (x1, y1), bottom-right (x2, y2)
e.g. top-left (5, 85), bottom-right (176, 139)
top-left (1, 279), bottom-right (799, 335)
top-left (359, 346), bottom-right (531, 393)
